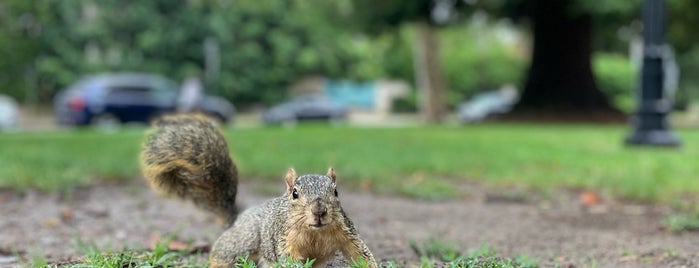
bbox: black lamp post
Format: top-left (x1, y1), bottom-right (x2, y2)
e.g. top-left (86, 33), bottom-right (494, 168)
top-left (625, 0), bottom-right (681, 147)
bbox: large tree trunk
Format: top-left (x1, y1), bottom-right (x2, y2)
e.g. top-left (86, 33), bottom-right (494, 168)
top-left (513, 0), bottom-right (624, 121)
top-left (413, 20), bottom-right (446, 122)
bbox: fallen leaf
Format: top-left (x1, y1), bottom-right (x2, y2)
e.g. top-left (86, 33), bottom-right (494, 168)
top-left (579, 190), bottom-right (601, 206)
top-left (148, 232), bottom-right (162, 249)
top-left (42, 218), bottom-right (61, 228)
top-left (168, 240), bottom-right (188, 251)
top-left (60, 207), bottom-right (73, 223)
top-left (148, 232), bottom-right (189, 251)
top-left (359, 180), bottom-right (374, 192)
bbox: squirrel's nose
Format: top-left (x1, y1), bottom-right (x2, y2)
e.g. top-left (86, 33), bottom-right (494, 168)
top-left (312, 206), bottom-right (327, 218)
top-left (311, 200), bottom-right (327, 217)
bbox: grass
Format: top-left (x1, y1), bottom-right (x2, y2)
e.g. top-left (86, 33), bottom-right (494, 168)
top-left (38, 236), bottom-right (535, 268)
top-left (664, 213), bottom-right (699, 232)
top-left (407, 238), bottom-right (539, 268)
top-left (1, 123), bottom-right (699, 203)
top-left (0, 128), bottom-right (142, 190)
top-left (27, 238), bottom-right (211, 268)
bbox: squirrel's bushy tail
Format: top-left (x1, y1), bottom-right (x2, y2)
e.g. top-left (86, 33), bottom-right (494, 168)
top-left (140, 113), bottom-right (238, 223)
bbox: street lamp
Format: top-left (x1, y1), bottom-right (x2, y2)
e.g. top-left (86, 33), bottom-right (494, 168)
top-left (625, 0), bottom-right (681, 147)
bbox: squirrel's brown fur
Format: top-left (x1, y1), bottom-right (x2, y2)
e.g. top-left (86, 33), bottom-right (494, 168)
top-left (140, 114), bottom-right (376, 268)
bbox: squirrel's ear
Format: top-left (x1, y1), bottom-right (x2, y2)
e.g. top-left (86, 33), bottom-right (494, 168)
top-left (284, 168), bottom-right (297, 188)
top-left (326, 167), bottom-right (336, 182)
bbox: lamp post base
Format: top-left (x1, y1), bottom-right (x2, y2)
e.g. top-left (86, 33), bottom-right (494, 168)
top-left (625, 129), bottom-right (681, 147)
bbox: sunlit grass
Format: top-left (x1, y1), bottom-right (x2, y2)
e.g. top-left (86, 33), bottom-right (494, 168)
top-left (1, 123), bottom-right (698, 203)
top-left (409, 238), bottom-right (538, 268)
top-left (227, 123), bottom-right (699, 202)
top-left (0, 128), bottom-right (142, 190)
top-left (48, 237), bottom-right (534, 268)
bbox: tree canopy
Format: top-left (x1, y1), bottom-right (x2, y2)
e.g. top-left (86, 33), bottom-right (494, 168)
top-left (0, 0), bottom-right (372, 105)
top-left (1, 0), bottom-right (699, 116)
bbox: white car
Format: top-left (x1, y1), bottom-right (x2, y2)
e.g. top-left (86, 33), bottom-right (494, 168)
top-left (457, 86), bottom-right (518, 123)
top-left (0, 95), bottom-right (19, 131)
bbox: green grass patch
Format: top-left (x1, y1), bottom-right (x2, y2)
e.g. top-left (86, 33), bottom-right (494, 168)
top-left (45, 238), bottom-right (210, 268)
top-left (53, 240), bottom-right (534, 268)
top-left (664, 213), bottom-right (699, 232)
top-left (409, 237), bottom-right (539, 268)
top-left (226, 124), bottom-right (699, 203)
top-left (0, 129), bottom-right (142, 191)
top-left (1, 123), bottom-right (699, 202)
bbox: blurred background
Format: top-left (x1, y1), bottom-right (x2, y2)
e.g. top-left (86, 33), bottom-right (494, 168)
top-left (4, 1), bottom-right (699, 266)
top-left (1, 0), bottom-right (698, 130)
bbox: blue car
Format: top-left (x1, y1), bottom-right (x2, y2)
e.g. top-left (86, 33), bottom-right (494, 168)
top-left (54, 73), bottom-right (235, 126)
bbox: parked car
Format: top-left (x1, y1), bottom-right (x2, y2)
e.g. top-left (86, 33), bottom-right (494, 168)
top-left (263, 94), bottom-right (347, 125)
top-left (0, 94), bottom-right (19, 131)
top-left (54, 73), bottom-right (235, 127)
top-left (457, 86), bottom-right (518, 123)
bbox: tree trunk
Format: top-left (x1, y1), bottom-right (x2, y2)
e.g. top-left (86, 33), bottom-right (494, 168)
top-left (513, 0), bottom-right (624, 121)
top-left (413, 20), bottom-right (446, 122)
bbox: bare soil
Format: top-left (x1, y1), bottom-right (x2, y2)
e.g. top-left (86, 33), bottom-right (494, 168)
top-left (1, 179), bottom-right (698, 268)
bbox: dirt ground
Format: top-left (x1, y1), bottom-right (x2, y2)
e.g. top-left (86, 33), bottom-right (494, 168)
top-left (1, 179), bottom-right (698, 268)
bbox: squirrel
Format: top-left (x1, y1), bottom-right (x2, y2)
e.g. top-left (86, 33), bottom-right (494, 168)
top-left (140, 114), bottom-right (376, 268)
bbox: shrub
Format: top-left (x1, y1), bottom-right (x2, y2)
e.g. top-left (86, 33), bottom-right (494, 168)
top-left (440, 22), bottom-right (527, 107)
top-left (380, 21), bottom-right (528, 109)
top-left (592, 53), bottom-right (636, 112)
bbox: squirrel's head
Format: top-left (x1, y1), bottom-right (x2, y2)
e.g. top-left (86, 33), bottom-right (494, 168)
top-left (284, 167), bottom-right (342, 230)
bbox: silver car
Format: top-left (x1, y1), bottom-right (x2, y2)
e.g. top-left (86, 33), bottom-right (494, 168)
top-left (263, 94), bottom-right (347, 125)
top-left (457, 87), bottom-right (518, 123)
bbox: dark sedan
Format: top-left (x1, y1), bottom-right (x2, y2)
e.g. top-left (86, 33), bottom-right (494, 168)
top-left (54, 73), bottom-right (235, 127)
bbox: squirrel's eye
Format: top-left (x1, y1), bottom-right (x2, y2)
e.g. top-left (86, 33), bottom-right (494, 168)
top-left (334, 189), bottom-right (338, 197)
top-left (292, 188), bottom-right (299, 199)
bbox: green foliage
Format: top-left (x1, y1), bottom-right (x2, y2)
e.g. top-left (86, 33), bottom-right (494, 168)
top-left (27, 252), bottom-right (49, 268)
top-left (348, 257), bottom-right (371, 268)
top-left (592, 53), bottom-right (635, 112)
top-left (70, 251), bottom-right (209, 268)
top-left (440, 22), bottom-right (526, 106)
top-left (234, 254), bottom-right (257, 268)
top-left (4, 0), bottom-right (699, 110)
top-left (274, 256), bottom-right (315, 268)
top-left (349, 0), bottom-right (432, 34)
top-left (0, 0), bottom-right (373, 106)
top-left (390, 89), bottom-right (418, 113)
top-left (676, 49), bottom-right (699, 102)
top-left (667, 0), bottom-right (699, 53)
top-left (0, 1), bottom-right (42, 102)
top-left (69, 237), bottom-right (208, 268)
top-left (574, 0), bottom-right (640, 15)
top-left (376, 21), bottom-right (527, 109)
top-left (376, 26), bottom-right (416, 85)
top-left (410, 239), bottom-right (539, 268)
top-left (664, 213), bottom-right (699, 232)
top-left (146, 238), bottom-right (181, 266)
top-left (445, 256), bottom-right (537, 268)
top-left (410, 237), bottom-right (461, 261)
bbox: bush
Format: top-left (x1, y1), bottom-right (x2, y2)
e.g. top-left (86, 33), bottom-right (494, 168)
top-left (379, 21), bottom-right (528, 109)
top-left (391, 90), bottom-right (418, 113)
top-left (0, 1), bottom-right (372, 108)
top-left (592, 53), bottom-right (635, 112)
top-left (676, 48), bottom-right (699, 105)
top-left (439, 22), bottom-right (527, 107)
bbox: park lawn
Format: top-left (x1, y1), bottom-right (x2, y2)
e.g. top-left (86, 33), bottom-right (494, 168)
top-left (1, 123), bottom-right (698, 203)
